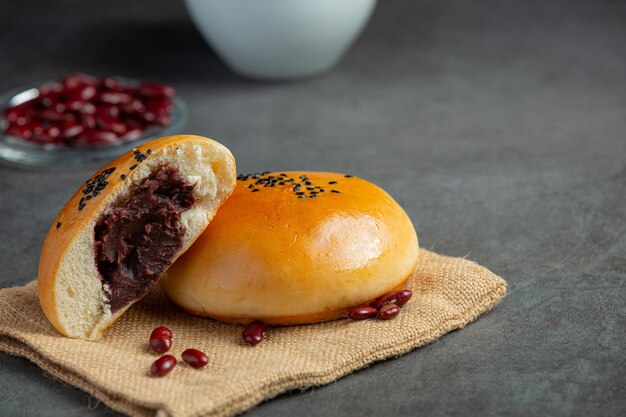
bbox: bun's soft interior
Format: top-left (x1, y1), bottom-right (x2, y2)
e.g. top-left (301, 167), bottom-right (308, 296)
top-left (53, 141), bottom-right (235, 339)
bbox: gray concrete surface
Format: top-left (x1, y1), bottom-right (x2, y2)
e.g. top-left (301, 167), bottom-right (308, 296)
top-left (0, 0), bottom-right (625, 416)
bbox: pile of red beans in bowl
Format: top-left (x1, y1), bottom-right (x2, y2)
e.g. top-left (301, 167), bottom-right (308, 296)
top-left (2, 73), bottom-right (176, 147)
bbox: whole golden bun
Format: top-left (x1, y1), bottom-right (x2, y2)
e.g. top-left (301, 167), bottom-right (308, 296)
top-left (38, 135), bottom-right (236, 340)
top-left (161, 171), bottom-right (419, 325)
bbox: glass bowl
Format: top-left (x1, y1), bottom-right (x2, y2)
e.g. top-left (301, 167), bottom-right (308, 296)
top-left (0, 78), bottom-right (187, 167)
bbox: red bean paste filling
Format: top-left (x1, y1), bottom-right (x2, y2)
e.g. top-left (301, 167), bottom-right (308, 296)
top-left (94, 166), bottom-right (196, 313)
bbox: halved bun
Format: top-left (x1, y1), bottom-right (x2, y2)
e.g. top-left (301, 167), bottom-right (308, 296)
top-left (38, 135), bottom-right (236, 340)
top-left (161, 171), bottom-right (419, 325)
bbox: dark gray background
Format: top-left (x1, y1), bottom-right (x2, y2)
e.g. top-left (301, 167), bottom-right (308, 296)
top-left (0, 0), bottom-right (624, 416)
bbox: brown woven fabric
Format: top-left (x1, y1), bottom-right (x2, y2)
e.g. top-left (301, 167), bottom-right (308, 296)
top-left (0, 249), bottom-right (506, 417)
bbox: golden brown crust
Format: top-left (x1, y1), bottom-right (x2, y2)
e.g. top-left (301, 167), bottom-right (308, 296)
top-left (161, 171), bottom-right (419, 325)
top-left (38, 135), bottom-right (235, 338)
top-left (176, 276), bottom-right (411, 325)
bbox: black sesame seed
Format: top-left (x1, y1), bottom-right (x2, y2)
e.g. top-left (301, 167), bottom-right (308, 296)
top-left (85, 195), bottom-right (92, 200)
top-left (309, 194), bottom-right (317, 198)
top-left (56, 222), bottom-right (61, 229)
top-left (331, 190), bottom-right (341, 193)
top-left (344, 174), bottom-right (353, 178)
top-left (305, 181), bottom-right (312, 186)
top-left (78, 203), bottom-right (85, 211)
top-left (306, 186), bottom-right (315, 190)
top-left (296, 192), bottom-right (305, 195)
top-left (96, 181), bottom-right (107, 190)
top-left (297, 195), bottom-right (307, 198)
top-left (79, 197), bottom-right (85, 204)
top-left (251, 189), bottom-right (260, 192)
top-left (147, 149), bottom-right (152, 154)
top-left (248, 184), bottom-right (254, 189)
top-left (319, 189), bottom-right (325, 192)
top-left (120, 174), bottom-right (126, 180)
top-left (130, 164), bottom-right (138, 170)
top-left (280, 173), bottom-right (287, 177)
top-left (328, 181), bottom-right (338, 184)
top-left (294, 184), bottom-right (301, 192)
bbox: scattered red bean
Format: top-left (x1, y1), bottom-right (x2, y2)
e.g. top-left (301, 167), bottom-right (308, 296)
top-left (348, 306), bottom-right (378, 320)
top-left (181, 349), bottom-right (209, 368)
top-left (150, 355), bottom-right (177, 377)
top-left (149, 327), bottom-right (172, 353)
top-left (243, 321), bottom-right (267, 346)
top-left (377, 303), bottom-right (401, 320)
top-left (151, 326), bottom-right (172, 338)
top-left (372, 289), bottom-right (413, 310)
top-left (2, 73), bottom-right (176, 147)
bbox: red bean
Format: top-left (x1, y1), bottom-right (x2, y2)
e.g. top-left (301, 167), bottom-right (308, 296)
top-left (99, 91), bottom-right (132, 105)
top-left (31, 125), bottom-right (61, 144)
top-left (138, 83), bottom-right (176, 98)
top-left (32, 122), bottom-right (45, 138)
top-left (4, 104), bottom-right (28, 123)
top-left (99, 76), bottom-right (120, 90)
top-left (150, 355), bottom-right (177, 377)
top-left (96, 115), bottom-right (126, 135)
top-left (151, 326), bottom-right (172, 339)
top-left (83, 130), bottom-right (118, 145)
top-left (372, 290), bottom-right (413, 310)
top-left (77, 113), bottom-right (96, 129)
top-left (149, 327), bottom-right (172, 353)
top-left (243, 321), bottom-right (266, 346)
top-left (67, 99), bottom-right (96, 115)
top-left (62, 72), bottom-right (97, 89)
top-left (148, 98), bottom-right (173, 113)
top-left (4, 106), bottom-right (29, 126)
top-left (96, 104), bottom-right (120, 119)
top-left (62, 121), bottom-right (84, 138)
top-left (348, 306), bottom-right (378, 320)
top-left (6, 123), bottom-right (32, 140)
top-left (377, 303), bottom-right (401, 320)
top-left (52, 102), bottom-right (67, 113)
top-left (78, 85), bottom-right (97, 101)
top-left (121, 99), bottom-right (145, 114)
top-left (38, 82), bottom-right (63, 95)
top-left (38, 109), bottom-right (74, 123)
top-left (181, 349), bottom-right (209, 368)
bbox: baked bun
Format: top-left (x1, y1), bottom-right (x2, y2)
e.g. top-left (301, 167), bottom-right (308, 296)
top-left (38, 135), bottom-right (236, 340)
top-left (161, 171), bottom-right (419, 325)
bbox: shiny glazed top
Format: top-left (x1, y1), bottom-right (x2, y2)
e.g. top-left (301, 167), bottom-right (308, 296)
top-left (160, 172), bottom-right (419, 324)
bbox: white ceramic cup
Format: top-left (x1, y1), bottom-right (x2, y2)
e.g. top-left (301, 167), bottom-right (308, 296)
top-left (184, 0), bottom-right (377, 80)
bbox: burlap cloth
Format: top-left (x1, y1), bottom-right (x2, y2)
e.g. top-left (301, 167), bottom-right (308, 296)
top-left (0, 249), bottom-right (506, 417)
